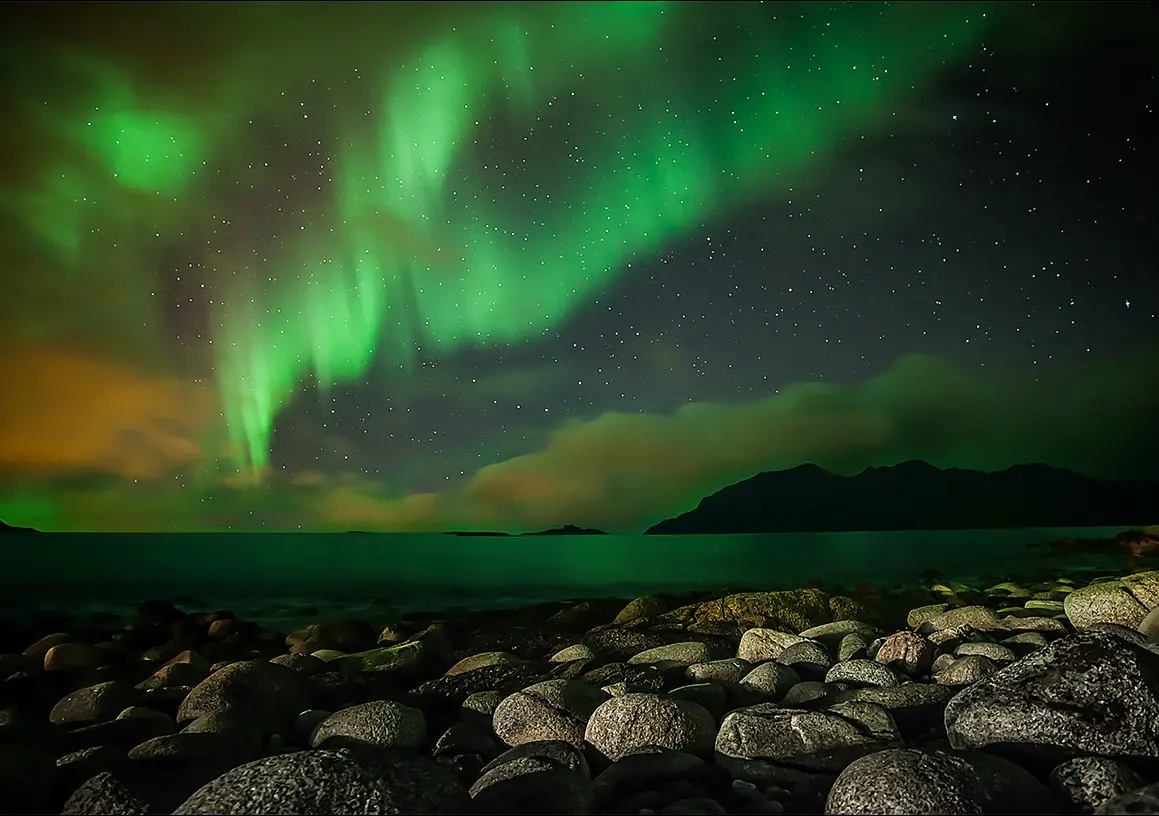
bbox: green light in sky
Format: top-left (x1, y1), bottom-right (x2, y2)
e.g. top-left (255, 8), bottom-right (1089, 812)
top-left (213, 2), bottom-right (1004, 473)
top-left (86, 109), bottom-right (205, 193)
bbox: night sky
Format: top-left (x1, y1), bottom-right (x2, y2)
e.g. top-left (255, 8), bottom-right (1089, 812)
top-left (0, 1), bottom-right (1156, 533)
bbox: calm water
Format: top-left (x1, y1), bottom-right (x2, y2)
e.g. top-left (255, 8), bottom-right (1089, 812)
top-left (0, 526), bottom-right (1138, 628)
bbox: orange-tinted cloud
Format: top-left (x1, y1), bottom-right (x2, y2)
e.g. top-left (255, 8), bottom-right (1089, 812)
top-left (305, 352), bottom-right (1159, 534)
top-left (0, 346), bottom-right (213, 479)
top-left (315, 484), bottom-right (444, 532)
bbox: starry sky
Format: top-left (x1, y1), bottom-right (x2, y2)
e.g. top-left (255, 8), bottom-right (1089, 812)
top-left (0, 1), bottom-right (1156, 533)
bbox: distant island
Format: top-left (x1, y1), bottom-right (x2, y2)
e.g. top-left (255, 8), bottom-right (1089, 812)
top-left (444, 530), bottom-right (512, 537)
top-left (0, 520), bottom-right (37, 533)
top-left (646, 460), bottom-right (1157, 534)
top-left (446, 525), bottom-right (608, 537)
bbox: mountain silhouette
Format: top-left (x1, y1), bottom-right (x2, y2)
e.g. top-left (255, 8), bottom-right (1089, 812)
top-left (645, 461), bottom-right (1157, 534)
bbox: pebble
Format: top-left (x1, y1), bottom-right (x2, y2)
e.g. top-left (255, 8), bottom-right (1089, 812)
top-left (5, 565), bottom-right (1159, 814)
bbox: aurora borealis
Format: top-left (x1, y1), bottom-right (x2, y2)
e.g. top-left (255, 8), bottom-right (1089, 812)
top-left (0, 1), bottom-right (1156, 532)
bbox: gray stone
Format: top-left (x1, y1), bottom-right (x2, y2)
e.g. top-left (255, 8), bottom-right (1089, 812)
top-left (716, 701), bottom-right (898, 772)
top-left (463, 690), bottom-right (505, 718)
top-left (776, 640), bottom-right (834, 676)
top-left (781, 680), bottom-right (829, 707)
top-left (51, 681), bottom-right (138, 726)
top-left (798, 621), bottom-right (882, 647)
top-left (737, 629), bottom-right (807, 663)
top-left (629, 642), bottom-right (715, 667)
top-left (585, 693), bottom-right (716, 761)
top-left (176, 660), bottom-right (308, 735)
top-left (1096, 781), bottom-right (1159, 814)
top-left (838, 634), bottom-right (870, 662)
top-left (1064, 582), bottom-right (1148, 630)
top-left (479, 740), bottom-right (591, 780)
top-left (127, 732), bottom-right (238, 769)
top-left (927, 606), bottom-right (1002, 633)
top-left (172, 748), bottom-right (470, 814)
top-left (740, 662), bottom-right (800, 699)
top-left (669, 683), bottom-right (729, 717)
top-left (824, 748), bottom-right (1057, 814)
top-left (954, 641), bottom-right (1017, 663)
top-left (614, 596), bottom-right (667, 625)
top-left (824, 659), bottom-right (901, 689)
top-left (61, 771), bottom-right (151, 816)
top-left (686, 658), bottom-right (752, 685)
top-left (873, 631), bottom-right (934, 676)
top-left (469, 754), bottom-right (595, 814)
top-left (591, 749), bottom-right (712, 808)
top-left (908, 604), bottom-right (950, 629)
top-left (493, 679), bottom-right (609, 749)
top-left (945, 629), bottom-right (1159, 765)
top-left (550, 644), bottom-right (595, 663)
top-left (936, 655), bottom-right (1000, 686)
top-left (445, 651), bottom-right (525, 676)
top-left (1050, 756), bottom-right (1143, 814)
top-left (309, 700), bottom-right (426, 750)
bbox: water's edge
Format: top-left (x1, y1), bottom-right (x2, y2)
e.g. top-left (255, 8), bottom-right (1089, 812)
top-left (2, 527), bottom-right (1136, 627)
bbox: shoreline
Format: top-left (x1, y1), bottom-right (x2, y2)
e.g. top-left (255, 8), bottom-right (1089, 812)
top-left (2, 531), bottom-right (1159, 813)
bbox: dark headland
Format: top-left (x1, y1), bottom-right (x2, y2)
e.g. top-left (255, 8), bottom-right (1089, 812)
top-left (646, 460), bottom-right (1157, 534)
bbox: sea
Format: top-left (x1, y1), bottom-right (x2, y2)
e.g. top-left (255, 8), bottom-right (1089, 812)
top-left (0, 526), bottom-right (1142, 631)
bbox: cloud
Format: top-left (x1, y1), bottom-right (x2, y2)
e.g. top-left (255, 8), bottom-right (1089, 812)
top-left (302, 352), bottom-right (1159, 533)
top-left (4, 351), bottom-right (1157, 532)
top-left (0, 345), bottom-right (214, 480)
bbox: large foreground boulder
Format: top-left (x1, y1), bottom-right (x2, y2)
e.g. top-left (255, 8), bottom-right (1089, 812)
top-left (945, 627), bottom-right (1159, 768)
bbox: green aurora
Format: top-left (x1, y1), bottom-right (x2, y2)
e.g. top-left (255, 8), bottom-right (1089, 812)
top-left (216, 2), bottom-right (1002, 474)
top-left (3, 2), bottom-right (1156, 533)
top-left (4, 2), bottom-right (1006, 474)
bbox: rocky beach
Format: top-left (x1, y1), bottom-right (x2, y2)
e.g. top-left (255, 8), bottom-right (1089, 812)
top-left (2, 531), bottom-right (1159, 814)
